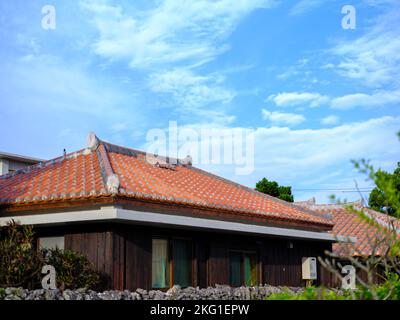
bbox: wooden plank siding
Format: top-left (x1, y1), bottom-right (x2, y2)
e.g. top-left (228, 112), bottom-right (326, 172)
top-left (36, 223), bottom-right (333, 290)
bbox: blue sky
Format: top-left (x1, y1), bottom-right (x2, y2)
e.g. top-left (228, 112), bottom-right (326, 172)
top-left (0, 0), bottom-right (399, 203)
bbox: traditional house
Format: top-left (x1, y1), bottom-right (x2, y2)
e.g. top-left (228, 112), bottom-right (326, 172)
top-left (0, 133), bottom-right (339, 290)
top-left (295, 198), bottom-right (400, 285)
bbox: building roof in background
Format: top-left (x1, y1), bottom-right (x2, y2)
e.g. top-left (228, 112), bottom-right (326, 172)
top-left (0, 151), bottom-right (45, 164)
top-left (0, 133), bottom-right (333, 230)
top-left (295, 198), bottom-right (400, 256)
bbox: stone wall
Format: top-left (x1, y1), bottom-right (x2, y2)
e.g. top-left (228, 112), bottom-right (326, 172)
top-left (0, 285), bottom-right (318, 300)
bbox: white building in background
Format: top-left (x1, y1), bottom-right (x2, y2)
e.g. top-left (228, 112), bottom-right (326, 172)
top-left (0, 151), bottom-right (44, 175)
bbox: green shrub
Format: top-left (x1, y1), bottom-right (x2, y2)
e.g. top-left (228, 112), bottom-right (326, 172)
top-left (0, 220), bottom-right (101, 290)
top-left (266, 275), bottom-right (400, 300)
top-left (355, 273), bottom-right (400, 300)
top-left (42, 248), bottom-right (100, 290)
top-left (266, 287), bottom-right (350, 300)
top-left (0, 220), bottom-right (42, 288)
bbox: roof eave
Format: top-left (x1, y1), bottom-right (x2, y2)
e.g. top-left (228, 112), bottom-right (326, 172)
top-left (0, 194), bottom-right (333, 232)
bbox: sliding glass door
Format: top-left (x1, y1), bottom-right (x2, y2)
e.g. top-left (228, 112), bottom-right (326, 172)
top-left (151, 238), bottom-right (193, 289)
top-left (172, 239), bottom-right (192, 287)
top-left (151, 239), bottom-right (170, 288)
top-left (229, 251), bottom-right (258, 286)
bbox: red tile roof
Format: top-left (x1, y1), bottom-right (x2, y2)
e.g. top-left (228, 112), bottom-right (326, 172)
top-left (295, 199), bottom-right (400, 256)
top-left (0, 150), bottom-right (105, 201)
top-left (0, 134), bottom-right (333, 229)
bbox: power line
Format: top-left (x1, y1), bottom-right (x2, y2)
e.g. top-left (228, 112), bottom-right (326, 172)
top-left (293, 187), bottom-right (372, 191)
top-left (293, 189), bottom-right (373, 193)
top-left (293, 188), bottom-right (372, 191)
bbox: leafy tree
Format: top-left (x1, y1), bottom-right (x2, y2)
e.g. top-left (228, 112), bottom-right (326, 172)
top-left (0, 220), bottom-right (43, 288)
top-left (0, 221), bottom-right (101, 290)
top-left (320, 131), bottom-right (400, 300)
top-left (367, 162), bottom-right (400, 216)
top-left (255, 178), bottom-right (294, 202)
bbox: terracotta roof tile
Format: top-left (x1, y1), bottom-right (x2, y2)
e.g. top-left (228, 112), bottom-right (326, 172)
top-left (295, 201), bottom-right (400, 256)
top-left (0, 150), bottom-right (104, 202)
top-left (0, 136), bottom-right (333, 229)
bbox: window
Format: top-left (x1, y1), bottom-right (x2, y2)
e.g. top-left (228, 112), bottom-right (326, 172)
top-left (229, 251), bottom-right (258, 286)
top-left (39, 236), bottom-right (65, 250)
top-left (229, 252), bottom-right (242, 287)
top-left (152, 239), bottom-right (170, 288)
top-left (172, 239), bottom-right (192, 287)
top-left (151, 238), bottom-right (193, 289)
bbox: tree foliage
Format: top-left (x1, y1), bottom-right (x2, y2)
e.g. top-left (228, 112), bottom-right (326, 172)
top-left (367, 162), bottom-right (400, 216)
top-left (0, 220), bottom-right (101, 290)
top-left (255, 178), bottom-right (294, 202)
top-left (42, 248), bottom-right (100, 290)
top-left (319, 131), bottom-right (400, 300)
top-left (0, 220), bottom-right (43, 288)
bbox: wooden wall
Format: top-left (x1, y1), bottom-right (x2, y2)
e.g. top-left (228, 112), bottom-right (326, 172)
top-left (37, 223), bottom-right (333, 290)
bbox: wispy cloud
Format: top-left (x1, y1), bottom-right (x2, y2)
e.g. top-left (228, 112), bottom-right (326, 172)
top-left (180, 116), bottom-right (400, 202)
top-left (81, 0), bottom-right (277, 68)
top-left (250, 116), bottom-right (400, 187)
top-left (331, 90), bottom-right (400, 110)
top-left (148, 68), bottom-right (236, 123)
top-left (276, 58), bottom-right (309, 80)
top-left (262, 109), bottom-right (306, 125)
top-left (321, 115), bottom-right (339, 125)
top-left (289, 0), bottom-right (323, 16)
top-left (267, 92), bottom-right (329, 108)
top-left (80, 0), bottom-right (278, 124)
top-left (331, 5), bottom-right (400, 87)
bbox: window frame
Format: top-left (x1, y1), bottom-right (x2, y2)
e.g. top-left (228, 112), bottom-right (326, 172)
top-left (151, 238), bottom-right (172, 289)
top-left (151, 236), bottom-right (194, 290)
top-left (38, 236), bottom-right (65, 250)
top-left (228, 249), bottom-right (260, 287)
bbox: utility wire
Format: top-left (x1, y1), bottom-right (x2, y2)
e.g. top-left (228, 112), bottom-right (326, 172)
top-left (292, 189), bottom-right (373, 192)
top-left (293, 188), bottom-right (373, 191)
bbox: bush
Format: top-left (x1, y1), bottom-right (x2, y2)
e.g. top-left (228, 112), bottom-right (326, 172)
top-left (0, 220), bottom-right (42, 288)
top-left (0, 220), bottom-right (101, 290)
top-left (355, 273), bottom-right (400, 300)
top-left (42, 248), bottom-right (100, 290)
top-left (266, 275), bottom-right (400, 300)
top-left (266, 287), bottom-right (350, 300)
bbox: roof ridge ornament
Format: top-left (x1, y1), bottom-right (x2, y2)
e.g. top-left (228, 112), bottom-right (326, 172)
top-left (87, 132), bottom-right (100, 151)
top-left (106, 174), bottom-right (120, 194)
top-left (93, 134), bottom-right (121, 195)
top-left (180, 155), bottom-right (192, 166)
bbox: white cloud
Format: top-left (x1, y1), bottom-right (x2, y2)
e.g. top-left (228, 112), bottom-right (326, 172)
top-left (267, 89), bottom-right (400, 111)
top-left (251, 116), bottom-right (400, 182)
top-left (81, 0), bottom-right (277, 68)
top-left (80, 0), bottom-right (277, 123)
top-left (331, 6), bottom-right (400, 87)
top-left (289, 0), bottom-right (323, 16)
top-left (148, 68), bottom-right (236, 123)
top-left (331, 90), bottom-right (400, 110)
top-left (321, 115), bottom-right (339, 125)
top-left (261, 109), bottom-right (306, 125)
top-left (276, 58), bottom-right (309, 80)
top-left (170, 116), bottom-right (400, 202)
top-left (267, 92), bottom-right (329, 108)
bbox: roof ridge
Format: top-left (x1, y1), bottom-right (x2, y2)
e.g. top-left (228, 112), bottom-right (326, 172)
top-left (87, 133), bottom-right (120, 194)
top-left (99, 138), bottom-right (193, 167)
